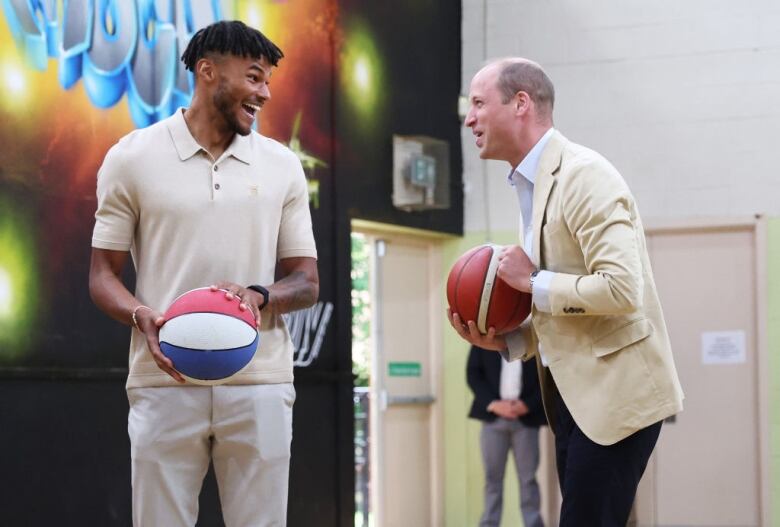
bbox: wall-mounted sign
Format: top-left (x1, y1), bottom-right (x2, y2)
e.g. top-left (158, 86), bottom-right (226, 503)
top-left (388, 361), bottom-right (421, 377)
top-left (701, 330), bottom-right (746, 365)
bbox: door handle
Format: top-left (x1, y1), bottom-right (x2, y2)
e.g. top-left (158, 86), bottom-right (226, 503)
top-left (386, 395), bottom-right (436, 406)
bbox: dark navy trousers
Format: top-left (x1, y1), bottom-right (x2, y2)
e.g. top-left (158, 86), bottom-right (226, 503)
top-left (552, 386), bottom-right (662, 527)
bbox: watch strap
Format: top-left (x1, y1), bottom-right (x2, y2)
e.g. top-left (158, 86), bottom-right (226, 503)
top-left (247, 284), bottom-right (270, 310)
top-left (529, 269), bottom-right (540, 294)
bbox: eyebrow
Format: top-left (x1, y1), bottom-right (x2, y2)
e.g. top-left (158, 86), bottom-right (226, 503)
top-left (248, 63), bottom-right (270, 77)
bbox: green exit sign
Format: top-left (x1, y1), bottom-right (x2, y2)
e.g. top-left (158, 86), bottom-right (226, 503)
top-left (388, 362), bottom-right (422, 377)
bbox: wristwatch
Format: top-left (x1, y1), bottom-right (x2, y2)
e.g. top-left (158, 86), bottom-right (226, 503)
top-left (529, 269), bottom-right (540, 294)
top-left (247, 284), bottom-right (270, 310)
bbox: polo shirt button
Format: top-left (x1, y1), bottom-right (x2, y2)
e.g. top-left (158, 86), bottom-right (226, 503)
top-left (214, 183), bottom-right (220, 190)
top-left (214, 165), bottom-right (219, 171)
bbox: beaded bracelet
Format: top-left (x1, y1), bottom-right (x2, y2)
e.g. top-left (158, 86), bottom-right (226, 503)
top-left (131, 305), bottom-right (152, 330)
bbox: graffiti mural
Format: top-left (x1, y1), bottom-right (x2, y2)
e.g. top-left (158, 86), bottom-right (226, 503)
top-left (0, 0), bottom-right (335, 368)
top-left (4, 0), bottom-right (221, 126)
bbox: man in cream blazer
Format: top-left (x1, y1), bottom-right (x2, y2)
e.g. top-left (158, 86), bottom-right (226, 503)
top-left (450, 58), bottom-right (683, 526)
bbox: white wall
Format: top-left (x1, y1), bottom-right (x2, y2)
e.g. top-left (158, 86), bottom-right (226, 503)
top-left (462, 0), bottom-right (780, 233)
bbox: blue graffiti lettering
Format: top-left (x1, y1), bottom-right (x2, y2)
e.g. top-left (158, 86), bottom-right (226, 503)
top-left (127, 1), bottom-right (174, 127)
top-left (2, 0), bottom-right (222, 127)
top-left (83, 0), bottom-right (139, 108)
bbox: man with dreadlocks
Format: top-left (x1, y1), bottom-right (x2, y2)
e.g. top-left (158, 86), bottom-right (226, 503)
top-left (89, 20), bottom-right (318, 526)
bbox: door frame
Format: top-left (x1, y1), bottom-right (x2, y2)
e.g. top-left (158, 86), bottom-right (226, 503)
top-left (352, 219), bottom-right (455, 527)
top-left (643, 215), bottom-right (769, 525)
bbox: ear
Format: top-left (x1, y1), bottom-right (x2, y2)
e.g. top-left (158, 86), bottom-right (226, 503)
top-left (196, 58), bottom-right (217, 84)
top-left (514, 91), bottom-right (531, 116)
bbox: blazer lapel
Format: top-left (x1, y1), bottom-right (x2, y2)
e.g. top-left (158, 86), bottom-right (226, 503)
top-left (532, 131), bottom-right (566, 265)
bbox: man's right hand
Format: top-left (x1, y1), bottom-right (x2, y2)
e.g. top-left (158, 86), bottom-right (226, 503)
top-left (447, 308), bottom-right (507, 351)
top-left (488, 400), bottom-right (521, 419)
top-left (134, 307), bottom-right (185, 383)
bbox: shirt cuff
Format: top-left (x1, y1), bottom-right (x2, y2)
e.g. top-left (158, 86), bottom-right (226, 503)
top-left (532, 270), bottom-right (554, 312)
top-left (501, 330), bottom-right (527, 362)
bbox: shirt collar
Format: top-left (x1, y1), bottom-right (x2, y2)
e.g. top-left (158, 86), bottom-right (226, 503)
top-left (224, 132), bottom-right (252, 165)
top-left (508, 127), bottom-right (555, 186)
top-left (167, 108), bottom-right (201, 161)
top-left (167, 108), bottom-right (252, 165)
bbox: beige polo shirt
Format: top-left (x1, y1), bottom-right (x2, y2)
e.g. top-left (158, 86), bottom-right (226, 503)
top-left (92, 109), bottom-right (317, 389)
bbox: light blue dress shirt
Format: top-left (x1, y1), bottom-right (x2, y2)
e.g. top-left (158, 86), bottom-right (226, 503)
top-left (505, 127), bottom-right (555, 365)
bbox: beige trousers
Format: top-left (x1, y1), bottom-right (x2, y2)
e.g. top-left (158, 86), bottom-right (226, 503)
top-left (127, 383), bottom-right (295, 527)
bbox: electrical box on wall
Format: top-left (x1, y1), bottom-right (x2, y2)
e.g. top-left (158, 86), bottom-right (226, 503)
top-left (392, 135), bottom-right (450, 211)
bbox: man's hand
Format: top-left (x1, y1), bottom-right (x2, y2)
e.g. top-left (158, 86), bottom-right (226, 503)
top-left (511, 399), bottom-right (530, 417)
top-left (497, 245), bottom-right (536, 293)
top-left (488, 399), bottom-right (530, 419)
top-left (135, 307), bottom-right (185, 383)
top-left (489, 400), bottom-right (520, 419)
top-left (89, 248), bottom-right (185, 383)
top-left (447, 308), bottom-right (507, 351)
top-left (210, 282), bottom-right (263, 328)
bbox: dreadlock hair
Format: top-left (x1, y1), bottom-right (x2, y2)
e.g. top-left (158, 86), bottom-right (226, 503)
top-left (181, 20), bottom-right (284, 72)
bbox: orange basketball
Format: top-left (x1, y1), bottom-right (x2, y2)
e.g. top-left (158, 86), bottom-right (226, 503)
top-left (446, 244), bottom-right (532, 335)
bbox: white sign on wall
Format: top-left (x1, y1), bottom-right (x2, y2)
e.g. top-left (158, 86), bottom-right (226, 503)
top-left (701, 331), bottom-right (746, 365)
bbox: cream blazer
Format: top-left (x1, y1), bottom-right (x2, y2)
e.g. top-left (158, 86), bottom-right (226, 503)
top-left (506, 131), bottom-right (684, 445)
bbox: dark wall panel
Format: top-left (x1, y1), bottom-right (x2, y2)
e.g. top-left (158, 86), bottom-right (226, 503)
top-left (0, 380), bottom-right (132, 526)
top-left (335, 0), bottom-right (464, 235)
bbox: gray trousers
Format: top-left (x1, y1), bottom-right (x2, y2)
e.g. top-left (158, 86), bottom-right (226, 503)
top-left (479, 418), bottom-right (543, 527)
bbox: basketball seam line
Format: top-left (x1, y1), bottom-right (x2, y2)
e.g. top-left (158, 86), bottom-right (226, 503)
top-left (159, 337), bottom-right (259, 353)
top-left (165, 310), bottom-right (257, 328)
top-left (453, 248), bottom-right (481, 317)
top-left (477, 245), bottom-right (500, 334)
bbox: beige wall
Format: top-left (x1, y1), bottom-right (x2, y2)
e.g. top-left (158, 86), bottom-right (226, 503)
top-left (461, 0), bottom-right (780, 233)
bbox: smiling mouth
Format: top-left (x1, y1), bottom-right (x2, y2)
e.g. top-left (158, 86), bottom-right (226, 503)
top-left (241, 102), bottom-right (261, 119)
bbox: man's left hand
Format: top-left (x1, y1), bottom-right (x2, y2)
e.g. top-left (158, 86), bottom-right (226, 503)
top-left (210, 282), bottom-right (262, 328)
top-left (511, 400), bottom-right (530, 417)
top-left (497, 245), bottom-right (535, 293)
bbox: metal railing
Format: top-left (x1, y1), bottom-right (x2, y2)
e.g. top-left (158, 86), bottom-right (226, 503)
top-left (353, 387), bottom-right (370, 527)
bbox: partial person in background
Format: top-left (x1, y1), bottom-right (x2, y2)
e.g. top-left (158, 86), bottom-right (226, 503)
top-left (467, 344), bottom-right (547, 527)
top-left (449, 58), bottom-right (683, 526)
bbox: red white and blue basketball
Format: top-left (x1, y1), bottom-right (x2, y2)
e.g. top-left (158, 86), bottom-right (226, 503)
top-left (158, 287), bottom-right (259, 385)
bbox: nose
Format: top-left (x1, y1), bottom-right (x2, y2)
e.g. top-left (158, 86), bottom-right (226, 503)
top-left (258, 83), bottom-right (271, 102)
top-left (464, 108), bottom-right (475, 128)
